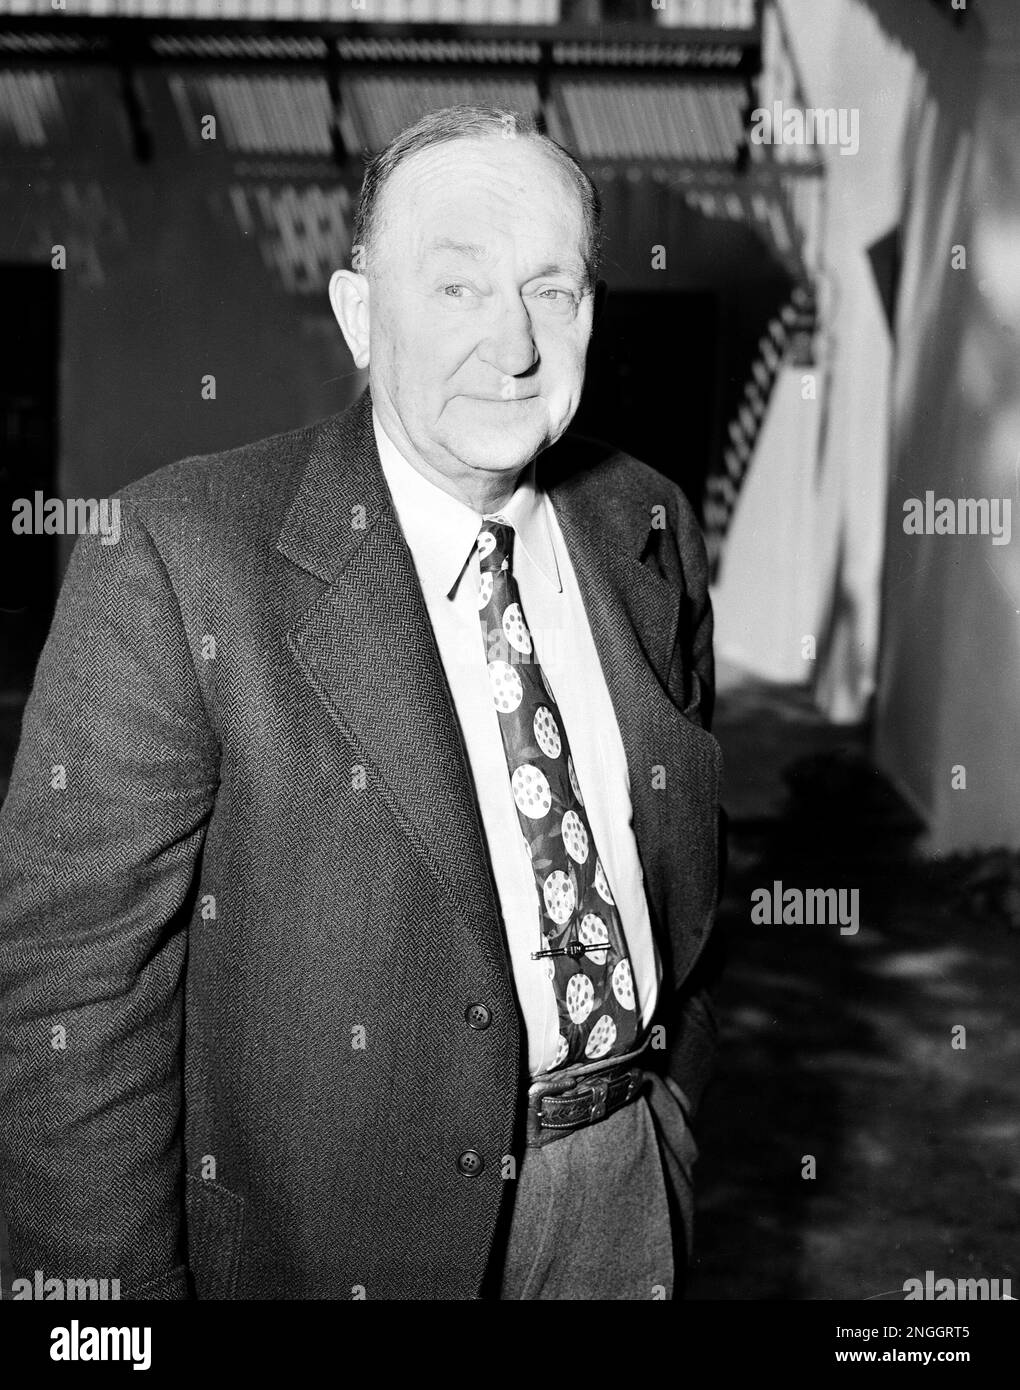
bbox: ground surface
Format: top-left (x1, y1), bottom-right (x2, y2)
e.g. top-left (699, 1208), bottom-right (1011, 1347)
top-left (686, 670), bottom-right (1020, 1300)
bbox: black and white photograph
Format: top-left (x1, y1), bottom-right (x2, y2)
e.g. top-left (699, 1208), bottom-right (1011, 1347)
top-left (0, 0), bottom-right (1016, 1367)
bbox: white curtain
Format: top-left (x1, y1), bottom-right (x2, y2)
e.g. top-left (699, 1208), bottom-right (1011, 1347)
top-left (712, 0), bottom-right (914, 719)
top-left (875, 44), bottom-right (1020, 852)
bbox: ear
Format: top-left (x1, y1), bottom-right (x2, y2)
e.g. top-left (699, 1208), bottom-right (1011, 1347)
top-left (328, 269), bottom-right (371, 370)
top-left (592, 277), bottom-right (608, 330)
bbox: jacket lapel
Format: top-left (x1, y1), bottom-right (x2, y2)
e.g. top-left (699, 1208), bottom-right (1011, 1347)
top-left (547, 467), bottom-right (683, 701)
top-left (277, 392), bottom-right (509, 982)
top-left (546, 448), bottom-right (719, 971)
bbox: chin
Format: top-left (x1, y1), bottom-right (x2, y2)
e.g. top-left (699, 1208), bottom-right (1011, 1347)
top-left (446, 423), bottom-right (550, 477)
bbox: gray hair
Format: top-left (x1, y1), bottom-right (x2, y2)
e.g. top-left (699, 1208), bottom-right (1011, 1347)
top-left (352, 104), bottom-right (603, 288)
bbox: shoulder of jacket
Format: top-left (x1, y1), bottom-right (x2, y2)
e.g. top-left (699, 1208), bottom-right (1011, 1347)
top-left (553, 429), bottom-right (702, 536)
top-left (108, 416), bottom-right (333, 558)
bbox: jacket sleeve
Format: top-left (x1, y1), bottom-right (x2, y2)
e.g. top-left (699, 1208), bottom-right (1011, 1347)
top-left (663, 487), bottom-right (727, 1121)
top-left (0, 501), bottom-right (218, 1299)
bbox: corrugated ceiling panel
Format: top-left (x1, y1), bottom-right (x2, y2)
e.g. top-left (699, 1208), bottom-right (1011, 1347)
top-left (344, 74), bottom-right (539, 151)
top-left (0, 0), bottom-right (562, 17)
top-left (0, 68), bottom-right (132, 151)
top-left (656, 0), bottom-right (756, 27)
top-left (552, 78), bottom-right (745, 161)
top-left (172, 73), bottom-right (334, 154)
top-left (0, 70), bottom-right (62, 146)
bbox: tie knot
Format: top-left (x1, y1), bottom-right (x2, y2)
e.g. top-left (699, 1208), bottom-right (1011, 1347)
top-left (477, 518), bottom-right (515, 575)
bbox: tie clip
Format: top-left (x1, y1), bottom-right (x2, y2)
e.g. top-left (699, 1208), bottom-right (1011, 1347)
top-left (530, 941), bottom-right (588, 960)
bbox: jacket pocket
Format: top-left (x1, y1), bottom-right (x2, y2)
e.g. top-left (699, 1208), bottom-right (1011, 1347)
top-left (184, 1174), bottom-right (245, 1300)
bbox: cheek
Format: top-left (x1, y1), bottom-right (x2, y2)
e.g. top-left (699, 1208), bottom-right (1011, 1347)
top-left (540, 315), bottom-right (590, 367)
top-left (375, 325), bottom-right (432, 398)
top-left (389, 318), bottom-right (465, 384)
top-left (545, 334), bottom-right (588, 395)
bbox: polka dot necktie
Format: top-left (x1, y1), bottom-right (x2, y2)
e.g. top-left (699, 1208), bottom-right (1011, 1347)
top-left (476, 518), bottom-right (640, 1071)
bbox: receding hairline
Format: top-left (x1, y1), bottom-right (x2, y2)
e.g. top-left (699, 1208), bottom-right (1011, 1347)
top-left (354, 115), bottom-right (601, 285)
top-left (373, 132), bottom-right (587, 254)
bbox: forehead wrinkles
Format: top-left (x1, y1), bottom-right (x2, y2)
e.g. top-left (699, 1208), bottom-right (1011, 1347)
top-left (376, 139), bottom-right (584, 269)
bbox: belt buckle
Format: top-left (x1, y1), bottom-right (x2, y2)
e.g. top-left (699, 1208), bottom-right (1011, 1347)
top-left (527, 1070), bottom-right (580, 1147)
top-left (586, 1075), bottom-right (609, 1123)
top-left (526, 1063), bottom-right (642, 1146)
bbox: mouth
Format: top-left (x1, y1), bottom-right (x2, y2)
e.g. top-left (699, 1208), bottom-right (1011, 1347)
top-left (461, 393), bottom-right (541, 404)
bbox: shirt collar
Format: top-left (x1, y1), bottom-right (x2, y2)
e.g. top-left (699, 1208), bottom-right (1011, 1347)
top-left (495, 456), bottom-right (561, 594)
top-left (373, 408), bottom-right (561, 599)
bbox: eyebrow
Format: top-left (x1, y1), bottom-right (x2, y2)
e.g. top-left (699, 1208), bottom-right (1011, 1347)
top-left (528, 261), bottom-right (586, 283)
top-left (423, 237), bottom-right (488, 261)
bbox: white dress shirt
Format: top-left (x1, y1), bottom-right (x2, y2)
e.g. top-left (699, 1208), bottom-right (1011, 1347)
top-left (373, 410), bottom-right (661, 1076)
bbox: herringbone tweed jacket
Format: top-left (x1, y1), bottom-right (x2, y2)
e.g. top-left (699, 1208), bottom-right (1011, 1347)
top-left (0, 388), bottom-right (724, 1300)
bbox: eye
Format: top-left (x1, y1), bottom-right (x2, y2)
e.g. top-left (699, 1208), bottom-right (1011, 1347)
top-left (443, 284), bottom-right (472, 298)
top-left (532, 286), bottom-right (579, 307)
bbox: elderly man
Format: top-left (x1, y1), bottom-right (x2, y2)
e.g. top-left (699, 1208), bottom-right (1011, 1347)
top-left (0, 105), bottom-right (724, 1301)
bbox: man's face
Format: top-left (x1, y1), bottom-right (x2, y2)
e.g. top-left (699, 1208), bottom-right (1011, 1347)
top-left (364, 136), bottom-right (595, 492)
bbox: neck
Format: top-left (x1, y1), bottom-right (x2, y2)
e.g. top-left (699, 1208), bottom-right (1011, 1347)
top-left (462, 473), bottom-right (522, 515)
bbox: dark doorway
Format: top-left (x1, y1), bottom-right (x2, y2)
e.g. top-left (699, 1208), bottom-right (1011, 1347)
top-left (573, 289), bottom-right (719, 518)
top-left (1, 265), bottom-right (60, 704)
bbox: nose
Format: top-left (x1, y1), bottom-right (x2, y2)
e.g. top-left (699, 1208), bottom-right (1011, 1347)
top-left (476, 294), bottom-right (538, 380)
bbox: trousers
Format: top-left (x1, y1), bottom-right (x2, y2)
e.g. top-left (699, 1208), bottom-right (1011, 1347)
top-left (497, 1071), bottom-right (695, 1300)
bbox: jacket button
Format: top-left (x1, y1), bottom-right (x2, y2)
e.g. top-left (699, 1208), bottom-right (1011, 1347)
top-left (465, 1003), bottom-right (492, 1030)
top-left (457, 1150), bottom-right (484, 1177)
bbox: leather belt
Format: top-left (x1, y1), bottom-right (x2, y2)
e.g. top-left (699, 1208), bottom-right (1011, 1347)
top-left (525, 1038), bottom-right (650, 1148)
